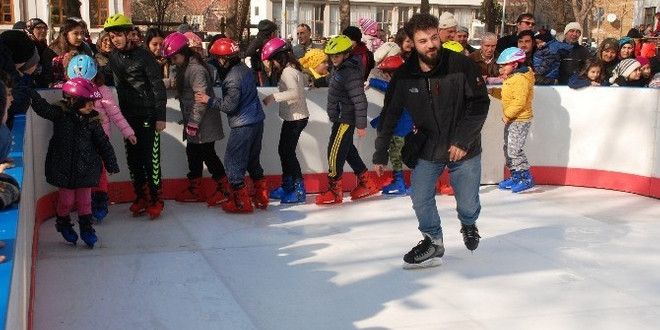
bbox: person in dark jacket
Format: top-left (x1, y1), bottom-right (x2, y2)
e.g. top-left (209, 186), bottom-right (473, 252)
top-left (557, 22), bottom-right (591, 85)
top-left (245, 19), bottom-right (280, 86)
top-left (29, 78), bottom-right (119, 248)
top-left (373, 13), bottom-right (490, 269)
top-left (315, 35), bottom-right (380, 205)
top-left (104, 14), bottom-right (167, 220)
top-left (342, 26), bottom-right (375, 81)
top-left (25, 18), bottom-right (56, 88)
top-left (496, 13), bottom-right (536, 53)
top-left (196, 38), bottom-right (269, 213)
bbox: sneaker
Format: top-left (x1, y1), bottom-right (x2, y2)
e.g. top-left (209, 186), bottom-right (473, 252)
top-left (461, 223), bottom-right (480, 251)
top-left (402, 235), bottom-right (445, 269)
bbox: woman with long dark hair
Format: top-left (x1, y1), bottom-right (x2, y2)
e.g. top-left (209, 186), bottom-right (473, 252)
top-left (49, 18), bottom-right (93, 85)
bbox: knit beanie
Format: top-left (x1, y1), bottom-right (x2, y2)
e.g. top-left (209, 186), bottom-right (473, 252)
top-left (619, 36), bottom-right (635, 48)
top-left (343, 26), bottom-right (362, 43)
top-left (637, 56), bottom-right (650, 67)
top-left (26, 18), bottom-right (47, 34)
top-left (534, 29), bottom-right (553, 43)
top-left (563, 22), bottom-right (582, 35)
top-left (358, 17), bottom-right (378, 37)
top-left (439, 12), bottom-right (458, 29)
top-left (300, 48), bottom-right (327, 70)
top-left (373, 42), bottom-right (401, 64)
top-left (1, 30), bottom-right (36, 64)
top-left (457, 26), bottom-right (470, 34)
top-left (257, 19), bottom-right (277, 38)
top-left (599, 38), bottom-right (619, 56)
top-left (610, 58), bottom-right (641, 83)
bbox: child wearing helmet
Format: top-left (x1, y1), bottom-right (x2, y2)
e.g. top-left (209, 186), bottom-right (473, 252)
top-left (315, 34), bottom-right (380, 205)
top-left (195, 38), bottom-right (269, 213)
top-left (161, 32), bottom-right (229, 206)
top-left (495, 47), bottom-right (536, 193)
top-left (261, 38), bottom-right (310, 204)
top-left (104, 14), bottom-right (168, 219)
top-left (29, 78), bottom-right (120, 247)
top-left (368, 55), bottom-right (413, 195)
top-left (67, 54), bottom-right (136, 222)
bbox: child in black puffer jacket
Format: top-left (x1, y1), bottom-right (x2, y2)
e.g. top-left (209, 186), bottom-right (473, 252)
top-left (29, 78), bottom-right (119, 248)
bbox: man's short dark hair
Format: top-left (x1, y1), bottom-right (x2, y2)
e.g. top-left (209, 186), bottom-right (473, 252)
top-left (404, 13), bottom-right (439, 40)
top-left (297, 23), bottom-right (311, 32)
top-left (516, 13), bottom-right (535, 23)
top-left (517, 30), bottom-right (534, 39)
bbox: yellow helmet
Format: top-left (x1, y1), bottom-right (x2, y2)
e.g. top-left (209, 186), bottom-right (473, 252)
top-left (103, 14), bottom-right (133, 32)
top-left (442, 41), bottom-right (464, 53)
top-left (324, 35), bottom-right (353, 55)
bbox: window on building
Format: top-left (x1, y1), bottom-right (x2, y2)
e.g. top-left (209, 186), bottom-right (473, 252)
top-left (0, 0), bottom-right (13, 25)
top-left (50, 0), bottom-right (66, 25)
top-left (313, 4), bottom-right (325, 39)
top-left (255, 7), bottom-right (259, 17)
top-left (376, 6), bottom-right (392, 35)
top-left (90, 0), bottom-right (108, 28)
top-left (399, 7), bottom-right (410, 27)
top-left (329, 5), bottom-right (340, 36)
top-left (644, 7), bottom-right (656, 27)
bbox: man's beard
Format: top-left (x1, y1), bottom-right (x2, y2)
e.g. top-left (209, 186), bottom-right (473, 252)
top-left (419, 49), bottom-right (439, 67)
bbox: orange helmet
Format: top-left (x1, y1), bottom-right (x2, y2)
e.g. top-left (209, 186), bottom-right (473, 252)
top-left (377, 55), bottom-right (404, 71)
top-left (209, 38), bottom-right (240, 57)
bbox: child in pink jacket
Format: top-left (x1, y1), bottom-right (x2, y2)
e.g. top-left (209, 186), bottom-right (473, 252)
top-left (67, 54), bottom-right (136, 221)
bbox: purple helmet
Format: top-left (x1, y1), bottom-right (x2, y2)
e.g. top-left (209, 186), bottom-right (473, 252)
top-left (162, 32), bottom-right (189, 57)
top-left (261, 38), bottom-right (290, 61)
top-left (62, 78), bottom-right (102, 100)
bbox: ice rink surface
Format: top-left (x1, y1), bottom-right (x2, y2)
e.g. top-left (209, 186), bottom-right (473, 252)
top-left (33, 186), bottom-right (660, 330)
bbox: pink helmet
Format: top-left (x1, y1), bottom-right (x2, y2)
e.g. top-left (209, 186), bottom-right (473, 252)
top-left (261, 38), bottom-right (290, 61)
top-left (162, 32), bottom-right (189, 57)
top-left (62, 78), bottom-right (102, 100)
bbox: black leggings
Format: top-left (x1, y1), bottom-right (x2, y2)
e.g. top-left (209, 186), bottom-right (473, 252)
top-left (186, 142), bottom-right (226, 180)
top-left (278, 118), bottom-right (308, 180)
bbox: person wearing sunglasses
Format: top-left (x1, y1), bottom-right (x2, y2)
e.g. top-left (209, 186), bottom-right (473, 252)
top-left (496, 13), bottom-right (536, 53)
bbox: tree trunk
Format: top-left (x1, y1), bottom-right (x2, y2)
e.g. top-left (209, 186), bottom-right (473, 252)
top-left (340, 0), bottom-right (350, 31)
top-left (527, 0), bottom-right (536, 15)
top-left (64, 0), bottom-right (81, 18)
top-left (484, 0), bottom-right (496, 33)
top-left (571, 0), bottom-right (594, 26)
top-left (420, 0), bottom-right (430, 15)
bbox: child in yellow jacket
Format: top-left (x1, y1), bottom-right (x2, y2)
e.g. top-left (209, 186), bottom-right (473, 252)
top-left (495, 47), bottom-right (535, 193)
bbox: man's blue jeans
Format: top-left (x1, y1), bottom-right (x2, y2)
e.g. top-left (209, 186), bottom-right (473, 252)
top-left (410, 154), bottom-right (482, 241)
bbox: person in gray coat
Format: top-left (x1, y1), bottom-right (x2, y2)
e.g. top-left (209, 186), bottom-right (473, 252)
top-left (163, 32), bottom-right (229, 206)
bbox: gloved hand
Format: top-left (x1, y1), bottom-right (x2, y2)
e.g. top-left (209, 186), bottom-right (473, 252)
top-left (185, 123), bottom-right (199, 137)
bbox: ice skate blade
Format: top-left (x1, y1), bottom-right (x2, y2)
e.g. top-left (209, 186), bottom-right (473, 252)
top-left (403, 257), bottom-right (443, 270)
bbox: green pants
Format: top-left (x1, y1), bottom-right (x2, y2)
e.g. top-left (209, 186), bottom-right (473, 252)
top-left (389, 135), bottom-right (405, 171)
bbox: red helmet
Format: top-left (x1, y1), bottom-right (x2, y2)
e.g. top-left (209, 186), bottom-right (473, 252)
top-left (162, 32), bottom-right (189, 57)
top-left (377, 56), bottom-right (404, 71)
top-left (62, 78), bottom-right (102, 100)
top-left (210, 38), bottom-right (240, 57)
top-left (261, 38), bottom-right (290, 61)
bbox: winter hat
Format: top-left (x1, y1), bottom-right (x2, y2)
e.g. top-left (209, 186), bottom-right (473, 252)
top-left (619, 36), bottom-right (635, 48)
top-left (439, 12), bottom-right (458, 29)
top-left (626, 28), bottom-right (643, 39)
top-left (599, 38), bottom-right (619, 53)
top-left (563, 22), bottom-right (582, 35)
top-left (257, 19), bottom-right (278, 38)
top-left (457, 26), bottom-right (470, 34)
top-left (300, 48), bottom-right (327, 70)
top-left (610, 58), bottom-right (641, 83)
top-left (359, 17), bottom-right (378, 37)
top-left (373, 42), bottom-right (401, 64)
top-left (26, 18), bottom-right (47, 34)
top-left (12, 21), bottom-right (26, 30)
top-left (1, 30), bottom-right (35, 63)
top-left (343, 26), bottom-right (362, 43)
top-left (637, 56), bottom-right (650, 67)
top-left (534, 29), bottom-right (553, 43)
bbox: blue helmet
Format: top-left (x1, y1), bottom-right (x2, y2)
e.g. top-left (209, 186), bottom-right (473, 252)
top-left (496, 47), bottom-right (526, 65)
top-left (67, 54), bottom-right (98, 80)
